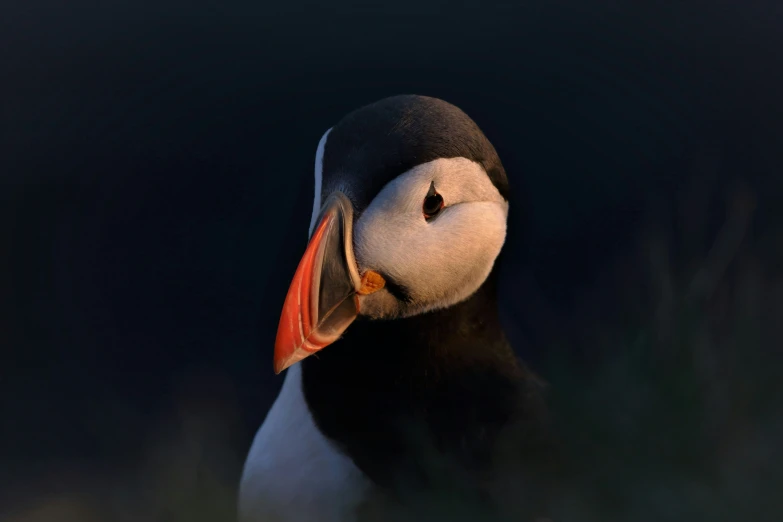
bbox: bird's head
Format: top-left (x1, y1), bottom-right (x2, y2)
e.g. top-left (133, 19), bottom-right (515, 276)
top-left (274, 95), bottom-right (510, 373)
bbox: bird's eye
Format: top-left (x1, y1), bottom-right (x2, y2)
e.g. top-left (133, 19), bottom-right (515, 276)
top-left (423, 182), bottom-right (444, 219)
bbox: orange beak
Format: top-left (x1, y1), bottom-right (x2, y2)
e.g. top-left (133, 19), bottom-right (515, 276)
top-left (273, 192), bottom-right (384, 374)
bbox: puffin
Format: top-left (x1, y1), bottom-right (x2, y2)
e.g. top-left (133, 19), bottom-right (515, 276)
top-left (239, 95), bottom-right (553, 522)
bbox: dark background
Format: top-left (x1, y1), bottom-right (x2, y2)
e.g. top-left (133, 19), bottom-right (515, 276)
top-left (2, 1), bottom-right (782, 521)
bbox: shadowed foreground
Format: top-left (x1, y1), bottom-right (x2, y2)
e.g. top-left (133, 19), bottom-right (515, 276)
top-left (6, 180), bottom-right (782, 522)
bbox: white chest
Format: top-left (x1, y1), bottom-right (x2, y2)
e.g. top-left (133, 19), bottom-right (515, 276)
top-left (238, 365), bottom-right (371, 522)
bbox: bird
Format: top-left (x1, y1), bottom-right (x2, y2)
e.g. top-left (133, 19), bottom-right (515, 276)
top-left (238, 95), bottom-right (555, 522)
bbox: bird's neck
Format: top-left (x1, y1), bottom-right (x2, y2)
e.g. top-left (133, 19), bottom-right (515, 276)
top-left (300, 266), bottom-right (543, 492)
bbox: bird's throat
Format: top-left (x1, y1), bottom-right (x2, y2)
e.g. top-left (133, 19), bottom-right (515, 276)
top-left (299, 266), bottom-right (535, 491)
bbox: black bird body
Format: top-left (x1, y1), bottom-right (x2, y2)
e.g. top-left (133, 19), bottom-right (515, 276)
top-left (302, 266), bottom-right (539, 491)
top-left (239, 95), bottom-right (551, 522)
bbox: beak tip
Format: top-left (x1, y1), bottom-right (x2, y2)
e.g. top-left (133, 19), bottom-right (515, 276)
top-left (273, 357), bottom-right (290, 375)
top-left (273, 338), bottom-right (294, 375)
top-left (273, 352), bottom-right (303, 375)
top-left (273, 346), bottom-right (293, 374)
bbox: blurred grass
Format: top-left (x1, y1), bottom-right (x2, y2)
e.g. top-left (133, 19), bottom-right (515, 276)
top-left (533, 179), bottom-right (783, 522)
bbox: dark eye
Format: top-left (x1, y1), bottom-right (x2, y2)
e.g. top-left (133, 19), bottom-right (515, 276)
top-left (422, 183), bottom-right (444, 219)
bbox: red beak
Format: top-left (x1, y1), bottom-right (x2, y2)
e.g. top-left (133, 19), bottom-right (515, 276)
top-left (273, 193), bottom-right (363, 374)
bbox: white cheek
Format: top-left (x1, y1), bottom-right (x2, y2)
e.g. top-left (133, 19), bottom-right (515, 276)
top-left (354, 201), bottom-right (508, 310)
